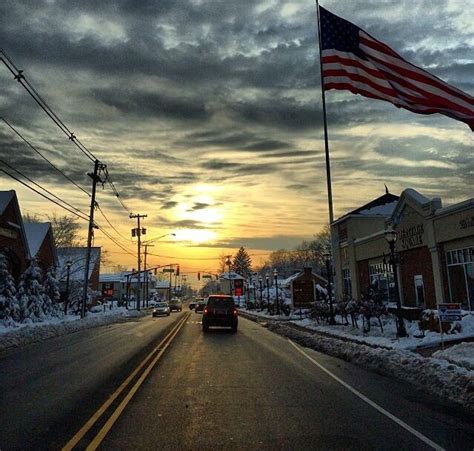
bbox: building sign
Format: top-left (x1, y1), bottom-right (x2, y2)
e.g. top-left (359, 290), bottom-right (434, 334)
top-left (397, 224), bottom-right (424, 250)
top-left (438, 303), bottom-right (462, 322)
top-left (0, 227), bottom-right (18, 239)
top-left (293, 280), bottom-right (315, 307)
top-left (459, 216), bottom-right (474, 230)
top-left (234, 279), bottom-right (243, 297)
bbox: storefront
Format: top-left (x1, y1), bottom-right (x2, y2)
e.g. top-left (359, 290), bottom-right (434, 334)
top-left (333, 189), bottom-right (474, 311)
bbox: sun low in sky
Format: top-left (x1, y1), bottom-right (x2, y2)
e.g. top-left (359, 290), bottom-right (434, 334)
top-left (0, 0), bottom-right (472, 277)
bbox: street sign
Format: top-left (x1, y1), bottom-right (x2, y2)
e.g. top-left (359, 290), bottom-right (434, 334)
top-left (162, 268), bottom-right (174, 273)
top-left (438, 303), bottom-right (462, 322)
top-left (202, 275), bottom-right (212, 279)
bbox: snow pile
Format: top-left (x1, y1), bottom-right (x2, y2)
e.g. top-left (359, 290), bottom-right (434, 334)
top-left (266, 321), bottom-right (474, 414)
top-left (0, 308), bottom-right (146, 352)
top-left (433, 343), bottom-right (474, 371)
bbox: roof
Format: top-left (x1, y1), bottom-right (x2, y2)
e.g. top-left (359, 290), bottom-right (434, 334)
top-left (0, 191), bottom-right (14, 215)
top-left (334, 192), bottom-right (399, 225)
top-left (57, 247), bottom-right (101, 281)
top-left (280, 269), bottom-right (327, 287)
top-left (23, 222), bottom-right (52, 258)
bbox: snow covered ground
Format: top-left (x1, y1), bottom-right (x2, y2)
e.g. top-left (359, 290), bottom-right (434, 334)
top-left (433, 342), bottom-right (474, 371)
top-left (0, 307), bottom-right (146, 352)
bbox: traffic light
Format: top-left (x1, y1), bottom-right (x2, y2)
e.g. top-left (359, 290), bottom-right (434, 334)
top-left (176, 265), bottom-right (180, 276)
top-left (197, 272), bottom-right (200, 280)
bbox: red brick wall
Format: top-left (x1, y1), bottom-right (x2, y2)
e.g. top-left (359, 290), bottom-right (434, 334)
top-left (399, 246), bottom-right (436, 308)
top-left (36, 236), bottom-right (56, 275)
top-left (0, 200), bottom-right (28, 279)
top-left (357, 260), bottom-right (370, 298)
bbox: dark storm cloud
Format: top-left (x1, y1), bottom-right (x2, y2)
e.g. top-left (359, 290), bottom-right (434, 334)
top-left (160, 201), bottom-right (178, 210)
top-left (187, 202), bottom-right (210, 212)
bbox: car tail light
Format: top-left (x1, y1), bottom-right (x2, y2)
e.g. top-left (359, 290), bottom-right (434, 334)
top-left (204, 308), bottom-right (208, 315)
top-left (233, 309), bottom-right (238, 316)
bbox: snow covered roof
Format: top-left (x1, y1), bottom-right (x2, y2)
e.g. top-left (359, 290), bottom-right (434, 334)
top-left (57, 247), bottom-right (101, 281)
top-left (23, 222), bottom-right (52, 258)
top-left (334, 192), bottom-right (399, 225)
top-left (280, 269), bottom-right (327, 287)
top-left (0, 191), bottom-right (14, 215)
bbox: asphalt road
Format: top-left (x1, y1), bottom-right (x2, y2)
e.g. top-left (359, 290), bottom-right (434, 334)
top-left (1, 310), bottom-right (473, 450)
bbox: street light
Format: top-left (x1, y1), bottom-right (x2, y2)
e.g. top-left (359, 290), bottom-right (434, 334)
top-left (226, 255), bottom-right (233, 296)
top-left (265, 272), bottom-right (270, 313)
top-left (385, 227), bottom-right (407, 338)
top-left (258, 276), bottom-right (263, 309)
top-left (274, 269), bottom-right (280, 315)
top-left (64, 260), bottom-right (72, 315)
top-left (323, 252), bottom-right (336, 325)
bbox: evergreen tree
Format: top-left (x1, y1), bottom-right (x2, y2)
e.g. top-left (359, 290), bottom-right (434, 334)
top-left (0, 253), bottom-right (18, 326)
top-left (43, 268), bottom-right (61, 317)
top-left (17, 259), bottom-right (45, 323)
top-left (232, 247), bottom-right (252, 277)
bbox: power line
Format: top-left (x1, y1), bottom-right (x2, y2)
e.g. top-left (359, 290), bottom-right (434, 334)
top-left (0, 117), bottom-right (90, 197)
top-left (0, 49), bottom-right (97, 163)
top-left (0, 166), bottom-right (89, 221)
top-left (96, 203), bottom-right (132, 242)
top-left (0, 158), bottom-right (89, 220)
top-left (104, 168), bottom-right (131, 214)
top-left (94, 222), bottom-right (136, 257)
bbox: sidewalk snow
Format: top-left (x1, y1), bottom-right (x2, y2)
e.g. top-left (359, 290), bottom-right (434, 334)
top-left (433, 343), bottom-right (474, 371)
top-left (0, 308), bottom-right (146, 352)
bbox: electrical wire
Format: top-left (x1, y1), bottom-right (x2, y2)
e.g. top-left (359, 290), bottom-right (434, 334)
top-left (0, 167), bottom-right (89, 221)
top-left (94, 222), bottom-right (136, 257)
top-left (0, 158), bottom-right (90, 220)
top-left (0, 117), bottom-right (91, 197)
top-left (104, 168), bottom-right (131, 214)
top-left (0, 49), bottom-right (97, 162)
top-left (96, 203), bottom-right (132, 242)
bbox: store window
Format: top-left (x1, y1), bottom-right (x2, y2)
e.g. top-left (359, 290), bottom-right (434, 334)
top-left (342, 268), bottom-right (352, 299)
top-left (446, 247), bottom-right (473, 311)
top-left (414, 275), bottom-right (425, 307)
top-left (368, 262), bottom-right (394, 302)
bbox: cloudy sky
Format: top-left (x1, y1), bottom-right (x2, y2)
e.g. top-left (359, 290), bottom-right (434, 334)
top-left (0, 0), bottom-right (473, 276)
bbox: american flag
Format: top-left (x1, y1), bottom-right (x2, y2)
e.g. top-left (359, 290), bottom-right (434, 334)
top-left (319, 6), bottom-right (474, 131)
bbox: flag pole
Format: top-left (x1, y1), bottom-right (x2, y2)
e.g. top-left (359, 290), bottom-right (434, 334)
top-left (315, 0), bottom-right (334, 225)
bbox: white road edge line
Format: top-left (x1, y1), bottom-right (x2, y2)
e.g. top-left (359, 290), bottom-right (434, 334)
top-left (288, 339), bottom-right (444, 451)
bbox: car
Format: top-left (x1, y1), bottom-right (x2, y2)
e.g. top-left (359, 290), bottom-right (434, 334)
top-left (189, 300), bottom-right (197, 310)
top-left (202, 295), bottom-right (238, 332)
top-left (194, 300), bottom-right (206, 313)
top-left (169, 298), bottom-right (183, 312)
top-left (152, 302), bottom-right (170, 317)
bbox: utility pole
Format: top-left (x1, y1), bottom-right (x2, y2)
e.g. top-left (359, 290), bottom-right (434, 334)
top-left (143, 243), bottom-right (154, 308)
top-left (82, 159), bottom-right (105, 319)
top-left (130, 213), bottom-right (147, 310)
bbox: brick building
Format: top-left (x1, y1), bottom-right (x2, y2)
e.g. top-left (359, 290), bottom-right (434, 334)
top-left (333, 188), bottom-right (474, 311)
top-left (0, 190), bottom-right (30, 279)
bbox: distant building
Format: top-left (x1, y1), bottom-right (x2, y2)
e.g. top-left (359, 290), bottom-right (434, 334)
top-left (0, 190), bottom-right (30, 279)
top-left (280, 268), bottom-right (328, 307)
top-left (219, 271), bottom-right (245, 296)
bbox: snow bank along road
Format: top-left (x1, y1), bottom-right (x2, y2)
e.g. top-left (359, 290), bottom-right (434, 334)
top-left (1, 312), bottom-right (473, 450)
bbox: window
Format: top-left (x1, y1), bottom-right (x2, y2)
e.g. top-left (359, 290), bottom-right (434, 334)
top-left (414, 275), bottom-right (425, 307)
top-left (342, 268), bottom-right (352, 299)
top-left (369, 262), bottom-right (394, 302)
top-left (446, 247), bottom-right (474, 311)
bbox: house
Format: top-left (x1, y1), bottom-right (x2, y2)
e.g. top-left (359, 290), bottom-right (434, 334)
top-left (99, 271), bottom-right (160, 302)
top-left (24, 222), bottom-right (58, 274)
top-left (57, 247), bottom-right (101, 297)
top-left (0, 190), bottom-right (30, 279)
top-left (281, 268), bottom-right (328, 307)
top-left (219, 271), bottom-right (245, 296)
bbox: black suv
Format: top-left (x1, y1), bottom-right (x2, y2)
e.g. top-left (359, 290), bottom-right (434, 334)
top-left (202, 295), bottom-right (238, 332)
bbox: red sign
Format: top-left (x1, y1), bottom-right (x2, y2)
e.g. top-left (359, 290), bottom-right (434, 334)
top-left (234, 279), bottom-right (243, 296)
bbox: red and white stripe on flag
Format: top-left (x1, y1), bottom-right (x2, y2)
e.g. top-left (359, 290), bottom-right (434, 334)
top-left (321, 14), bottom-right (474, 130)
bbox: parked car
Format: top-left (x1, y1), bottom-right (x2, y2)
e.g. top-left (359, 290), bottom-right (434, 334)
top-left (169, 298), bottom-right (183, 312)
top-left (152, 302), bottom-right (170, 317)
top-left (202, 295), bottom-right (238, 332)
top-left (190, 297), bottom-right (203, 310)
top-left (194, 300), bottom-right (206, 313)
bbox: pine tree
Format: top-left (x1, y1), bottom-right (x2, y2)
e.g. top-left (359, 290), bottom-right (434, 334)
top-left (232, 247), bottom-right (252, 278)
top-left (43, 268), bottom-right (62, 318)
top-left (0, 253), bottom-right (18, 326)
top-left (17, 259), bottom-right (45, 323)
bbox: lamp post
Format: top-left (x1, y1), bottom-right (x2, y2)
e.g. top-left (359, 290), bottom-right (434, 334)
top-left (265, 272), bottom-right (270, 313)
top-left (274, 269), bottom-right (280, 315)
top-left (226, 255), bottom-right (233, 296)
top-left (258, 276), bottom-right (263, 309)
top-left (253, 273), bottom-right (257, 308)
top-left (64, 260), bottom-right (72, 315)
top-left (385, 228), bottom-right (407, 338)
top-left (323, 252), bottom-right (336, 325)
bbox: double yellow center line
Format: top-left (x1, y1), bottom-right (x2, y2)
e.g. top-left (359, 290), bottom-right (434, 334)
top-left (62, 312), bottom-right (190, 451)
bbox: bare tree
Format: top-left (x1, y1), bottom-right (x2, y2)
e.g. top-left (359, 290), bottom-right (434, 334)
top-left (48, 214), bottom-right (84, 248)
top-left (217, 251), bottom-right (229, 275)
